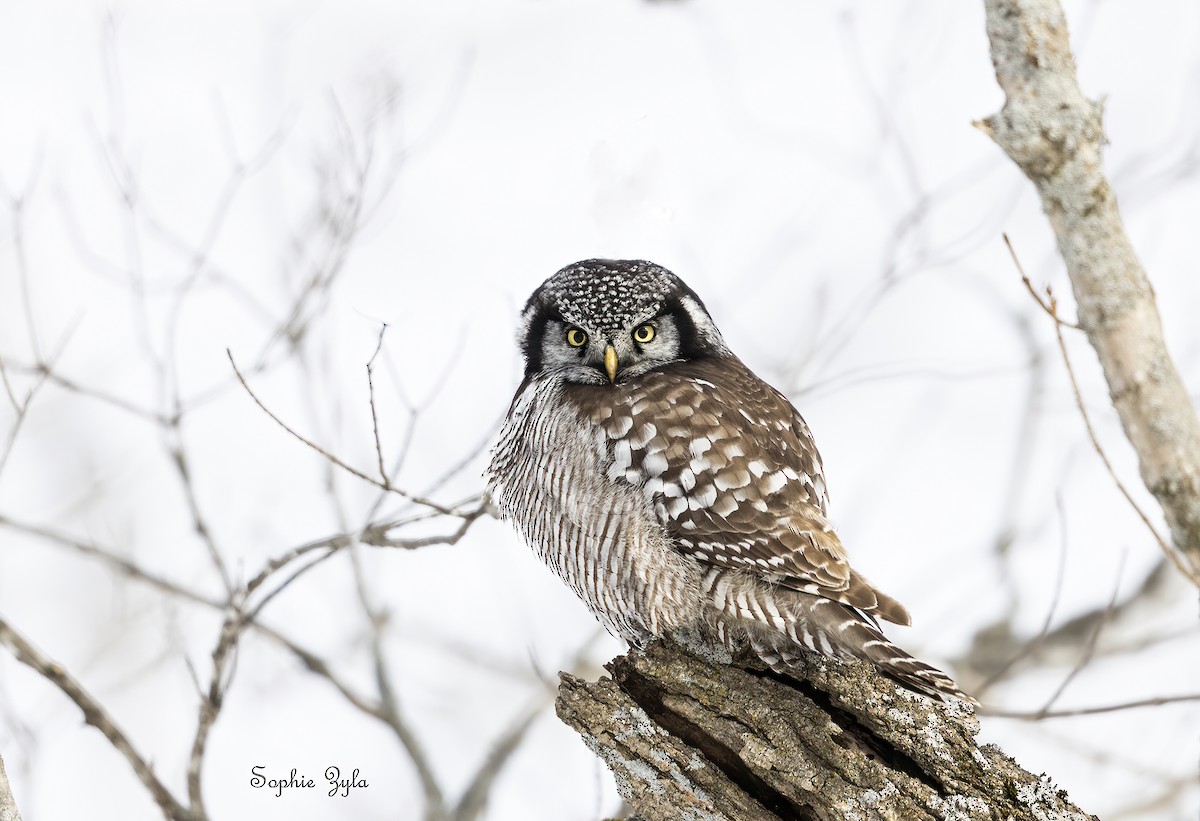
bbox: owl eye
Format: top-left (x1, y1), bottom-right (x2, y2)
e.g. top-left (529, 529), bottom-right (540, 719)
top-left (632, 324), bottom-right (656, 344)
top-left (565, 328), bottom-right (588, 348)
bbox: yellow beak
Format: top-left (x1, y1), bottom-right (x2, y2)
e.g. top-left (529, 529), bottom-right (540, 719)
top-left (604, 345), bottom-right (618, 382)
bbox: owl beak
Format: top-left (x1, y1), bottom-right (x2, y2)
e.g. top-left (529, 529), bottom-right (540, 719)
top-left (603, 345), bottom-right (619, 382)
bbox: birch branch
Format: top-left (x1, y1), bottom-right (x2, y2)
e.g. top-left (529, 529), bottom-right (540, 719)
top-left (978, 0), bottom-right (1200, 581)
top-left (0, 754), bottom-right (21, 821)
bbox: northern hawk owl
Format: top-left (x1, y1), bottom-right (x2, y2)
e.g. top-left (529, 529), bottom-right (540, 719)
top-left (487, 259), bottom-right (969, 702)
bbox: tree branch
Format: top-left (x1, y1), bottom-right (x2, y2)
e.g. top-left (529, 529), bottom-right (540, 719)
top-left (226, 349), bottom-right (463, 517)
top-left (0, 754), bottom-right (21, 821)
top-left (558, 641), bottom-right (1096, 820)
top-left (0, 617), bottom-right (193, 821)
top-left (979, 0), bottom-right (1200, 581)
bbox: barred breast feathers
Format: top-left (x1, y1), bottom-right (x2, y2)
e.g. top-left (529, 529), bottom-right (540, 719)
top-left (488, 373), bottom-right (701, 641)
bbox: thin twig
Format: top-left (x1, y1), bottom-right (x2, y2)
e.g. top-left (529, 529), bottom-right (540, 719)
top-left (346, 539), bottom-right (449, 820)
top-left (186, 610), bottom-right (244, 818)
top-left (1037, 549), bottom-right (1125, 717)
top-left (226, 349), bottom-right (459, 516)
top-left (418, 415), bottom-right (506, 502)
top-left (0, 357), bottom-right (18, 412)
top-left (974, 492), bottom-right (1072, 697)
top-left (361, 336), bottom-right (482, 525)
top-left (453, 630), bottom-right (607, 820)
top-left (0, 369), bottom-right (47, 482)
top-left (0, 308), bottom-right (79, 479)
top-left (254, 96), bottom-right (381, 365)
top-left (243, 532), bottom-right (356, 599)
top-left (1005, 235), bottom-right (1200, 586)
top-left (0, 513), bottom-right (222, 609)
top-left (981, 693), bottom-right (1200, 719)
top-left (8, 192), bottom-right (44, 365)
top-left (3, 359), bottom-right (169, 423)
top-left (360, 502), bottom-right (488, 549)
top-left (366, 324), bottom-right (390, 485)
top-left (1108, 772), bottom-right (1200, 820)
top-left (453, 700), bottom-right (544, 821)
top-left (1049, 293), bottom-right (1197, 584)
top-left (1004, 233), bottom-right (1081, 330)
top-left (167, 443), bottom-right (234, 594)
top-left (244, 548), bottom-right (342, 624)
top-left (258, 626), bottom-right (387, 719)
top-left (362, 403), bottom-right (419, 524)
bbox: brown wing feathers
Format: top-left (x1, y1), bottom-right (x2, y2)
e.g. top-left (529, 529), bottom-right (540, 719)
top-left (571, 357), bottom-right (911, 624)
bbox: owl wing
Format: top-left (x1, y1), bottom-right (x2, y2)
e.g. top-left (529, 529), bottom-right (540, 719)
top-left (572, 357), bottom-right (911, 626)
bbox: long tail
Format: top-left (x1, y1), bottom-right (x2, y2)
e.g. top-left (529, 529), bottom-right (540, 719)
top-left (781, 596), bottom-right (971, 703)
top-left (850, 619), bottom-right (974, 704)
top-left (709, 577), bottom-right (974, 703)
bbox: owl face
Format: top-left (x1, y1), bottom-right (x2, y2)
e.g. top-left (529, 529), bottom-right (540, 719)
top-left (518, 259), bottom-right (732, 385)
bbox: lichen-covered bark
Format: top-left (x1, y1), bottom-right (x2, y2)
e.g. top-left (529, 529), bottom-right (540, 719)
top-left (557, 642), bottom-right (1094, 820)
top-left (0, 754), bottom-right (22, 821)
top-left (980, 0), bottom-right (1200, 582)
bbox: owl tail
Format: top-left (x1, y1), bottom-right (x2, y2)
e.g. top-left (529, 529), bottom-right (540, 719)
top-left (743, 596), bottom-right (975, 705)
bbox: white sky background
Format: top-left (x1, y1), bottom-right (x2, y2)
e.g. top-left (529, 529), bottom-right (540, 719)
top-left (1, 1), bottom-right (1198, 819)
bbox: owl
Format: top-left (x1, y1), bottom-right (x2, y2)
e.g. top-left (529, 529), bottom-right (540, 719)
top-left (487, 259), bottom-right (969, 702)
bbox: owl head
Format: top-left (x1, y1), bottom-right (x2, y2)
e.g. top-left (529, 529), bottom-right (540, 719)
top-left (518, 259), bottom-right (732, 384)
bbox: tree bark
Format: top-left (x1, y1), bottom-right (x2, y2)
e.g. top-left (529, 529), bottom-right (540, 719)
top-left (0, 754), bottom-right (21, 821)
top-left (979, 0), bottom-right (1200, 581)
top-left (557, 641), bottom-right (1095, 820)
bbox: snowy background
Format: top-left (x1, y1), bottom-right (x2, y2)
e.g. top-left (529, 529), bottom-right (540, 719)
top-left (1, 1), bottom-right (1198, 818)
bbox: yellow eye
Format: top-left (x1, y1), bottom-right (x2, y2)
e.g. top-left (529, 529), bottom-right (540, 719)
top-left (632, 324), bottom-right (656, 344)
top-left (565, 328), bottom-right (588, 347)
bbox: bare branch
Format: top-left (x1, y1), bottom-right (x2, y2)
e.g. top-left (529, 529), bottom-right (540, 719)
top-left (167, 442), bottom-right (234, 594)
top-left (0, 513), bottom-right (222, 610)
top-left (243, 548), bottom-right (341, 624)
top-left (243, 532), bottom-right (354, 599)
top-left (5, 177), bottom-right (45, 364)
top-left (260, 627), bottom-right (386, 719)
top-left (0, 753), bottom-right (22, 821)
top-left (1004, 233), bottom-right (1080, 330)
top-left (454, 632), bottom-right (606, 820)
top-left (186, 612), bottom-right (241, 819)
top-left (0, 358), bottom-right (18, 412)
top-left (982, 0), bottom-right (1200, 581)
top-left (1109, 773), bottom-right (1200, 820)
top-left (972, 491), bottom-right (1071, 698)
top-left (345, 543), bottom-right (449, 820)
top-left (1036, 549), bottom-right (1125, 716)
top-left (0, 358), bottom-right (168, 424)
top-left (0, 617), bottom-right (192, 821)
top-left (453, 700), bottom-right (543, 821)
top-left (366, 324), bottom-right (390, 485)
top-left (981, 693), bottom-right (1200, 720)
top-left (226, 349), bottom-right (461, 516)
top-left (0, 365), bottom-right (49, 482)
top-left (1005, 237), bottom-right (1200, 586)
top-left (1048, 289), bottom-right (1199, 585)
top-left (360, 502), bottom-right (488, 550)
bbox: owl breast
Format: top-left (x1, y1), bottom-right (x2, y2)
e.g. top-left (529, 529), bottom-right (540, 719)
top-left (487, 375), bottom-right (703, 643)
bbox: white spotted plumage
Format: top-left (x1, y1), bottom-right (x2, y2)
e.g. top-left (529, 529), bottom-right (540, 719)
top-left (487, 259), bottom-right (972, 702)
